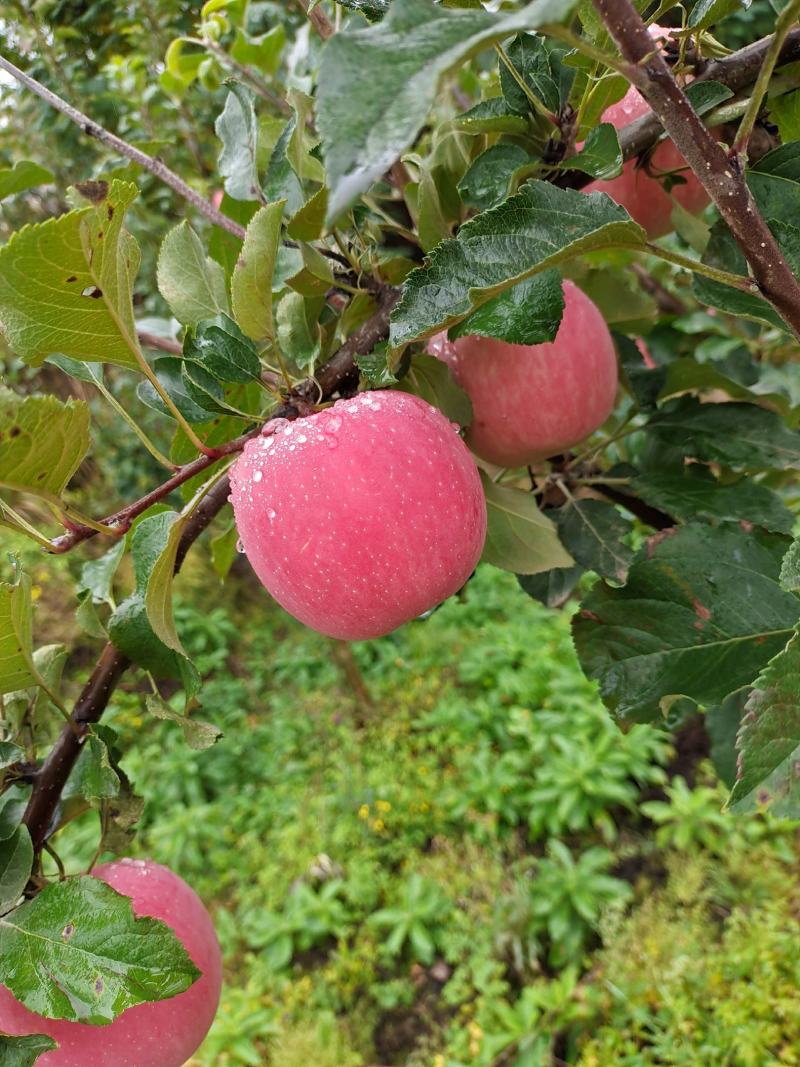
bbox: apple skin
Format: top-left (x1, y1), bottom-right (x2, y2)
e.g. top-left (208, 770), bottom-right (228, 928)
top-left (0, 860), bottom-right (222, 1067)
top-left (429, 280), bottom-right (618, 467)
top-left (587, 85), bottom-right (709, 239)
top-left (230, 391), bottom-right (487, 640)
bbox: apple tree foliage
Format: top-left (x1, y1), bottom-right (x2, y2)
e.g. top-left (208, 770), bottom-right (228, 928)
top-left (1, 0), bottom-right (800, 1056)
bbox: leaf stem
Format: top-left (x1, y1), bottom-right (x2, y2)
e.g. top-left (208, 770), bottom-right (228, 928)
top-left (644, 243), bottom-right (760, 293)
top-left (93, 380), bottom-right (176, 471)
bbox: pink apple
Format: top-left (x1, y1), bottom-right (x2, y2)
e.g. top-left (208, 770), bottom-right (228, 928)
top-left (0, 860), bottom-right (222, 1067)
top-left (586, 26), bottom-right (710, 238)
top-left (429, 280), bottom-right (617, 467)
top-left (230, 391), bottom-right (486, 639)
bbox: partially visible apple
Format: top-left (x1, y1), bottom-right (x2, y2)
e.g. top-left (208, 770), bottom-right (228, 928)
top-left (230, 391), bottom-right (487, 640)
top-left (0, 860), bottom-right (222, 1067)
top-left (429, 280), bottom-right (617, 467)
top-left (586, 25), bottom-right (710, 238)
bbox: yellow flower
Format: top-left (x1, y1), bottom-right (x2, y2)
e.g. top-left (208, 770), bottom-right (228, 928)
top-left (372, 818), bottom-right (385, 832)
top-left (31, 585), bottom-right (42, 601)
top-left (358, 804), bottom-right (370, 819)
top-left (375, 799), bottom-right (391, 813)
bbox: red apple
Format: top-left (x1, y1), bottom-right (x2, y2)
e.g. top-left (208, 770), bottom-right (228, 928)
top-left (0, 860), bottom-right (222, 1067)
top-left (230, 391), bottom-right (486, 639)
top-left (429, 280), bottom-right (617, 467)
top-left (586, 26), bottom-right (710, 238)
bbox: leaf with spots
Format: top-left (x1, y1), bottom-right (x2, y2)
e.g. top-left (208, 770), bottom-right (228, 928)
top-left (0, 180), bottom-right (144, 371)
top-left (481, 474), bottom-right (575, 575)
top-left (0, 876), bottom-right (200, 1023)
top-left (728, 630), bottom-right (800, 817)
top-left (573, 523), bottom-right (800, 722)
top-left (0, 1034), bottom-right (58, 1067)
top-left (0, 388), bottom-right (90, 507)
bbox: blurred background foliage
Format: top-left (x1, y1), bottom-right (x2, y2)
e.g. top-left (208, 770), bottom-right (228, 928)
top-left (1, 0), bottom-right (800, 1064)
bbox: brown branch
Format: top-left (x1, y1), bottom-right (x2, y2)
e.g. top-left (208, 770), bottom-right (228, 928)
top-left (0, 52), bottom-right (247, 241)
top-left (295, 0), bottom-right (335, 40)
top-left (137, 331), bottom-right (182, 355)
top-left (22, 293), bottom-right (398, 860)
top-left (594, 483), bottom-right (675, 531)
top-left (49, 286), bottom-right (399, 556)
top-left (629, 263), bottom-right (687, 316)
top-left (554, 27), bottom-right (800, 191)
top-left (590, 0), bottom-right (800, 339)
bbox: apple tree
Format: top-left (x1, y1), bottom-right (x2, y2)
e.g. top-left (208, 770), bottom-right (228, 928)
top-left (0, 0), bottom-right (800, 1061)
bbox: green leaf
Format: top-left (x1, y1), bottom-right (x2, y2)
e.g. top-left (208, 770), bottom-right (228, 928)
top-left (184, 315), bottom-right (263, 384)
top-left (0, 160), bottom-right (54, 202)
top-left (706, 687), bottom-right (748, 788)
top-left (66, 735), bottom-right (121, 803)
top-left (451, 97), bottom-right (529, 136)
top-left (481, 473), bottom-right (575, 574)
top-left (559, 123), bottom-right (622, 180)
top-left (0, 1033), bottom-right (58, 1066)
top-left (780, 538), bottom-right (800, 592)
top-left (645, 397), bottom-right (800, 471)
top-left (554, 498), bottom-right (631, 581)
top-left (286, 187), bottom-right (329, 242)
top-left (318, 0), bottom-right (578, 221)
top-left (457, 144), bottom-right (531, 211)
top-left (693, 221), bottom-right (786, 330)
top-left (684, 80), bottom-right (734, 116)
top-left (658, 356), bottom-right (790, 415)
top-left (688, 0), bottom-right (747, 30)
top-left (769, 90), bottom-right (800, 144)
top-left (396, 354), bottom-right (472, 425)
top-left (231, 24), bottom-right (286, 75)
top-left (132, 512), bottom-right (185, 657)
top-left (632, 467), bottom-right (795, 534)
top-left (156, 222), bottom-right (229, 327)
top-left (136, 358), bottom-right (215, 424)
top-left (0, 575), bottom-right (37, 697)
top-left (210, 523), bottom-right (240, 580)
top-left (0, 827), bottom-right (33, 917)
top-left (0, 180), bottom-right (143, 371)
top-left (0, 744), bottom-right (24, 771)
top-left (356, 348), bottom-right (399, 387)
top-left (499, 32), bottom-right (573, 116)
top-left (573, 523), bottom-right (799, 722)
top-left (334, 0), bottom-right (392, 19)
top-left (146, 694), bottom-right (222, 751)
top-left (0, 877), bottom-right (200, 1024)
top-left (215, 85), bottom-right (262, 203)
top-left (0, 388), bottom-right (90, 504)
top-left (0, 788), bottom-right (29, 844)
top-left (448, 271), bottom-right (564, 346)
top-left (79, 540), bottom-right (126, 608)
top-left (276, 292), bottom-right (322, 372)
top-left (265, 119), bottom-right (305, 216)
top-left (231, 202), bottom-right (288, 344)
top-left (517, 563), bottom-right (585, 607)
top-left (729, 631), bottom-right (800, 816)
top-left (390, 181), bottom-right (644, 346)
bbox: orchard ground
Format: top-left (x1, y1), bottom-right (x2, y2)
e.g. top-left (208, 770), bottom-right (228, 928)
top-left (20, 531), bottom-right (800, 1067)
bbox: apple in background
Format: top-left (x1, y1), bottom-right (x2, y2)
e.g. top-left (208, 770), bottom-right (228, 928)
top-left (230, 391), bottom-right (487, 640)
top-left (586, 26), bottom-right (710, 239)
top-left (0, 860), bottom-right (222, 1067)
top-left (429, 280), bottom-right (618, 467)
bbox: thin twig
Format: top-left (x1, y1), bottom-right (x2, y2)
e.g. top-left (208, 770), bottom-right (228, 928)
top-left (591, 0), bottom-right (800, 339)
top-left (137, 331), bottom-right (182, 355)
top-left (630, 262), bottom-right (687, 315)
top-left (0, 52), bottom-right (247, 241)
top-left (202, 38), bottom-right (292, 115)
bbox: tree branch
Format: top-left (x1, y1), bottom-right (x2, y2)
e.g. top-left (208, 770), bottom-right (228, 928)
top-left (553, 27), bottom-right (800, 191)
top-left (0, 52), bottom-right (247, 241)
top-left (295, 0), bottom-right (335, 41)
top-left (137, 331), bottom-right (182, 355)
top-left (23, 292), bottom-right (399, 860)
top-left (589, 1), bottom-right (800, 339)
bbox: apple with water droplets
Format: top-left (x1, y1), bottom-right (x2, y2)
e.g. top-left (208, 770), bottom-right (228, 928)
top-left (230, 391), bottom-right (486, 639)
top-left (0, 860), bottom-right (222, 1067)
top-left (429, 280), bottom-right (618, 467)
top-left (586, 25), bottom-right (709, 238)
